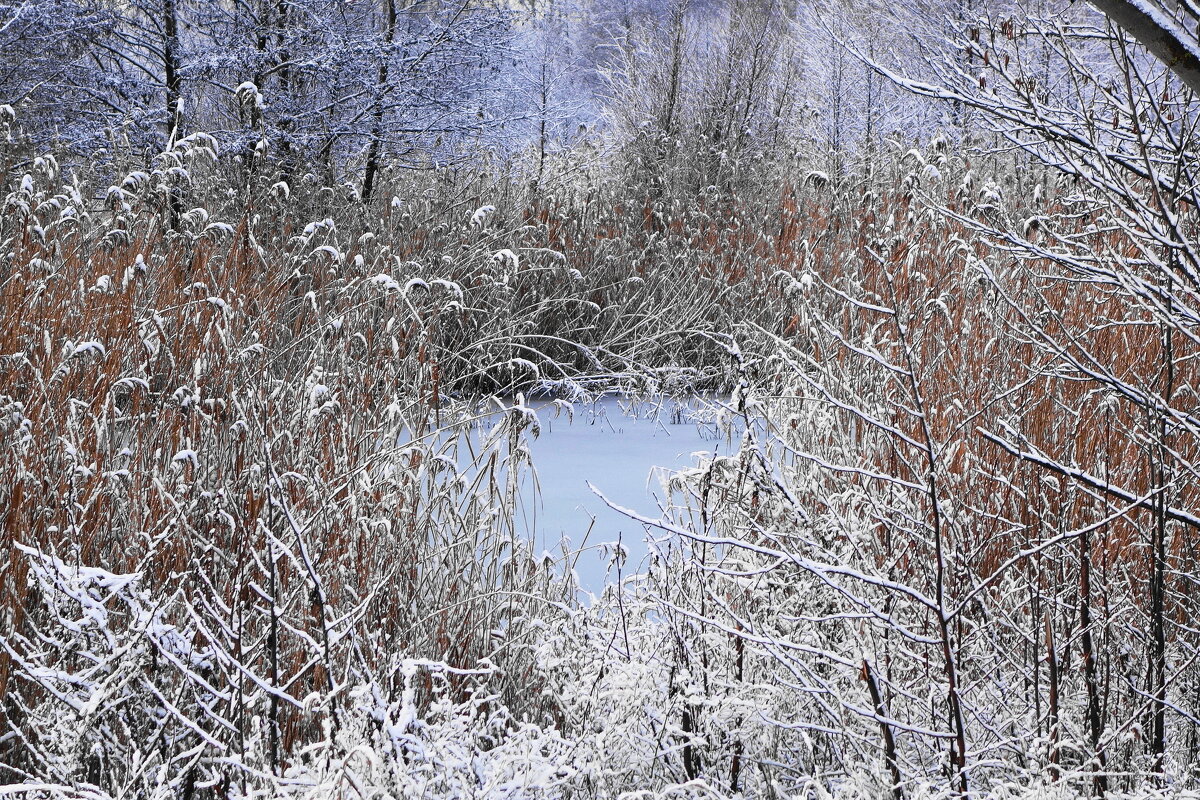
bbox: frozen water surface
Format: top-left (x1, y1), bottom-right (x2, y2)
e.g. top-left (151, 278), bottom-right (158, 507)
top-left (401, 396), bottom-right (734, 596)
top-left (519, 397), bottom-right (728, 596)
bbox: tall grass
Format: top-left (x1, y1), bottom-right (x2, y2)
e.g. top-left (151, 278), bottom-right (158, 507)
top-left (646, 150), bottom-right (1200, 794)
top-left (3, 118), bottom-right (1199, 798)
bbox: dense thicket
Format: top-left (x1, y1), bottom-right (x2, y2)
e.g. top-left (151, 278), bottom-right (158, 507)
top-left (4, 1), bottom-right (1200, 798)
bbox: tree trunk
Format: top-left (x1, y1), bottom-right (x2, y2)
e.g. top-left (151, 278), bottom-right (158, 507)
top-left (362, 0), bottom-right (398, 203)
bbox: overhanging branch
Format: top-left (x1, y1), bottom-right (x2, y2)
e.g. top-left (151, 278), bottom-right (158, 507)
top-left (1090, 0), bottom-right (1200, 95)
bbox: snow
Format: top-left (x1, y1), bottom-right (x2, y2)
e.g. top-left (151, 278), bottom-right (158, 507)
top-left (515, 397), bottom-right (727, 594)
top-left (172, 449), bottom-right (199, 467)
top-left (470, 205), bottom-right (496, 227)
top-left (69, 340), bottom-right (106, 359)
top-left (492, 248), bottom-right (520, 271)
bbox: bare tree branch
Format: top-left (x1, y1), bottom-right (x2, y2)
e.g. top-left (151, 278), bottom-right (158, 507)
top-left (1090, 0), bottom-right (1200, 94)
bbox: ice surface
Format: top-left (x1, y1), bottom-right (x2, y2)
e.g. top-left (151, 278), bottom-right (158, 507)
top-left (395, 396), bottom-right (731, 596)
top-left (515, 397), bottom-right (728, 595)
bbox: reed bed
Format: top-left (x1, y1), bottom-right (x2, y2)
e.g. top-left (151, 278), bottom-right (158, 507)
top-left (2, 122), bottom-right (1199, 799)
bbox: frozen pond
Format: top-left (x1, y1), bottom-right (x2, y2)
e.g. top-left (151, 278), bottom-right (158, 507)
top-left (516, 397), bottom-right (729, 596)
top-left (401, 395), bottom-right (737, 596)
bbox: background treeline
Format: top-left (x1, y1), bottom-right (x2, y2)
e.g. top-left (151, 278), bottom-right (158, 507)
top-left (4, 1), bottom-right (1200, 799)
top-left (0, 0), bottom-right (937, 195)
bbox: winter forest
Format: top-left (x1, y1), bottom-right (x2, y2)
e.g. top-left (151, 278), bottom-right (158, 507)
top-left (5, 0), bottom-right (1200, 797)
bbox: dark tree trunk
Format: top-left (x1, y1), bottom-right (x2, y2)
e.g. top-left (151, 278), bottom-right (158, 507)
top-left (362, 0), bottom-right (398, 203)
